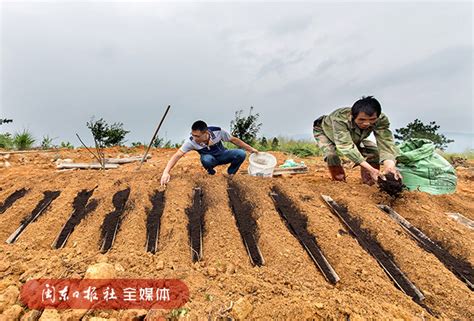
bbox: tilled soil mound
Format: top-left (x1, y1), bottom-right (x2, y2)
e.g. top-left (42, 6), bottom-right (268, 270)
top-left (0, 147), bottom-right (473, 320)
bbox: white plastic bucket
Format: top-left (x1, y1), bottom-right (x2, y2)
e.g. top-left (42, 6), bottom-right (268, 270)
top-left (248, 152), bottom-right (277, 177)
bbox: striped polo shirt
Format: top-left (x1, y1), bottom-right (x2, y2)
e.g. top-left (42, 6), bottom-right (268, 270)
top-left (179, 126), bottom-right (232, 156)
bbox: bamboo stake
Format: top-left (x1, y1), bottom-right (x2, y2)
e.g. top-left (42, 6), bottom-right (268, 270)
top-left (137, 105), bottom-right (171, 170)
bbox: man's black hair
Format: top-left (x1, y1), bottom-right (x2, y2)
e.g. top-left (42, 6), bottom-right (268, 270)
top-left (191, 120), bottom-right (208, 132)
top-left (351, 96), bottom-right (382, 118)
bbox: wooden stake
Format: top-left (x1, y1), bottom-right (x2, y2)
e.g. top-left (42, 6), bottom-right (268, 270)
top-left (75, 133), bottom-right (102, 165)
top-left (137, 105), bottom-right (171, 170)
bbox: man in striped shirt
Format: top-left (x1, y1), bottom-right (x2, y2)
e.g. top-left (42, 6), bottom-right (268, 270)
top-left (160, 120), bottom-right (258, 186)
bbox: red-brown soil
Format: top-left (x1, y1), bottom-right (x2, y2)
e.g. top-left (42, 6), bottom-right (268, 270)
top-left (0, 147), bottom-right (472, 320)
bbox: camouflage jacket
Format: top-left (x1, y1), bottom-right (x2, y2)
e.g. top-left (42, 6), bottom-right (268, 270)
top-left (319, 107), bottom-right (399, 164)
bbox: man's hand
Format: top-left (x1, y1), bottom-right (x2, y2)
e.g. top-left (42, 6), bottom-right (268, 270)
top-left (361, 161), bottom-right (382, 182)
top-left (383, 160), bottom-right (403, 180)
top-left (368, 166), bottom-right (381, 182)
top-left (160, 150), bottom-right (185, 186)
top-left (160, 172), bottom-right (171, 186)
top-left (248, 147), bottom-right (258, 154)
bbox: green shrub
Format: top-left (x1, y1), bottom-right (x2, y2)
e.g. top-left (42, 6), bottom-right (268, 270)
top-left (13, 130), bottom-right (35, 150)
top-left (283, 145), bottom-right (319, 157)
top-left (173, 141), bottom-right (183, 148)
top-left (226, 135), bottom-right (321, 158)
top-left (60, 141), bottom-right (74, 149)
top-left (0, 133), bottom-right (13, 149)
top-left (152, 137), bottom-right (164, 148)
top-left (41, 135), bottom-right (56, 149)
top-left (271, 137), bottom-right (280, 150)
top-left (230, 107), bottom-right (262, 145)
top-left (278, 139), bottom-right (320, 157)
top-left (441, 149), bottom-right (474, 161)
top-left (87, 117), bottom-right (129, 147)
top-left (131, 141), bottom-right (145, 148)
top-left (163, 140), bottom-right (173, 148)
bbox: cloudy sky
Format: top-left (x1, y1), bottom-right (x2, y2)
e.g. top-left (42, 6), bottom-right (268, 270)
top-left (1, 1), bottom-right (472, 151)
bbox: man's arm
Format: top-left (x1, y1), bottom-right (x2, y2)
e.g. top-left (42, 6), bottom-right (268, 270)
top-left (331, 120), bottom-right (365, 164)
top-left (331, 120), bottom-right (384, 181)
top-left (160, 149), bottom-right (185, 186)
top-left (374, 114), bottom-right (402, 179)
top-left (229, 136), bottom-right (258, 153)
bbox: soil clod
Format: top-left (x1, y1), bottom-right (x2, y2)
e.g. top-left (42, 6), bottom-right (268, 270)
top-left (378, 173), bottom-right (404, 197)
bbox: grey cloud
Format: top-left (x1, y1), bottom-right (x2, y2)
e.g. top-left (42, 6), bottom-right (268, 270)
top-left (256, 49), bottom-right (311, 79)
top-left (0, 2), bottom-right (472, 152)
top-left (362, 46), bottom-right (473, 91)
top-left (269, 15), bottom-right (313, 35)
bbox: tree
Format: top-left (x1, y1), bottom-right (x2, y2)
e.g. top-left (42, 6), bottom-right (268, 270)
top-left (86, 118), bottom-right (129, 147)
top-left (77, 118), bottom-right (129, 169)
top-left (271, 137), bottom-right (279, 150)
top-left (0, 119), bottom-right (13, 149)
top-left (230, 107), bottom-right (262, 144)
top-left (394, 119), bottom-right (454, 151)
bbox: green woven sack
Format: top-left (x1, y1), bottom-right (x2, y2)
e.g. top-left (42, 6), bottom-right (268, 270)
top-left (396, 138), bottom-right (457, 195)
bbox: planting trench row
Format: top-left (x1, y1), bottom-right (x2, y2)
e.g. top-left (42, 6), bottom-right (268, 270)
top-left (53, 187), bottom-right (98, 249)
top-left (99, 188), bottom-right (131, 253)
top-left (269, 186), bottom-right (340, 284)
top-left (3, 185), bottom-right (473, 274)
top-left (321, 195), bottom-right (435, 315)
top-left (7, 190), bottom-right (61, 244)
top-left (226, 180), bottom-right (265, 266)
top-left (183, 181), bottom-right (265, 266)
top-left (100, 182), bottom-right (474, 317)
top-left (378, 205), bottom-right (473, 290)
top-left (3, 186), bottom-right (155, 254)
top-left (145, 190), bottom-right (166, 254)
top-left (1, 184), bottom-right (473, 314)
top-left (185, 187), bottom-right (206, 262)
top-left (0, 188), bottom-right (29, 214)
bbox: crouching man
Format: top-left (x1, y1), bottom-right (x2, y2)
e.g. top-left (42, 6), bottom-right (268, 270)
top-left (160, 120), bottom-right (258, 186)
top-left (313, 96), bottom-right (401, 185)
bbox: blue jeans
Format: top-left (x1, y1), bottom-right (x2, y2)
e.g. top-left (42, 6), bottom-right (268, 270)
top-left (200, 149), bottom-right (246, 175)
